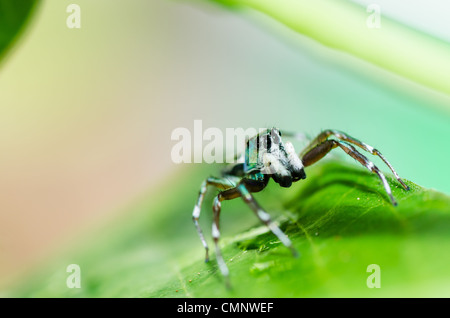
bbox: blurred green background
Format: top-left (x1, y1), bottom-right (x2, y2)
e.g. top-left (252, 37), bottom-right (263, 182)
top-left (0, 0), bottom-right (449, 296)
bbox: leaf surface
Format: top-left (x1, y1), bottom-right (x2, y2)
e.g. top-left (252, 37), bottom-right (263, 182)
top-left (9, 161), bottom-right (450, 297)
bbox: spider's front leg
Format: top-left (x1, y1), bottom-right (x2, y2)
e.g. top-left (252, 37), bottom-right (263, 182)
top-left (237, 182), bottom-right (299, 258)
top-left (302, 130), bottom-right (409, 191)
top-left (211, 193), bottom-right (230, 286)
top-left (192, 177), bottom-right (235, 262)
top-left (300, 130), bottom-right (409, 206)
top-left (209, 179), bottom-right (298, 285)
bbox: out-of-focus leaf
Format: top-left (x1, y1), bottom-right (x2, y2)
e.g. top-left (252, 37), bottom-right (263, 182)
top-left (0, 0), bottom-right (40, 62)
top-left (210, 0), bottom-right (450, 97)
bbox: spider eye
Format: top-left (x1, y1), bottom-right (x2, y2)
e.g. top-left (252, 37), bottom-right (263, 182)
top-left (271, 130), bottom-right (281, 145)
top-left (266, 135), bottom-right (272, 150)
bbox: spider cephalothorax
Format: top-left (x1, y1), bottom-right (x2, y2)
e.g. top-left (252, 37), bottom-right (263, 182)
top-left (192, 128), bottom-right (409, 286)
top-left (244, 128), bottom-right (306, 188)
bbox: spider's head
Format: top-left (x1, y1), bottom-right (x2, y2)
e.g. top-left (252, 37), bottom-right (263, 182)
top-left (248, 128), bottom-right (306, 187)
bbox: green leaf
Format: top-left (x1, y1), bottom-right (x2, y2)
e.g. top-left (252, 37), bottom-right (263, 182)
top-left (0, 0), bottom-right (40, 62)
top-left (8, 161), bottom-right (450, 297)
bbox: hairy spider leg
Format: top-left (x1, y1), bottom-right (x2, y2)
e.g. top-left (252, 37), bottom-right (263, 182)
top-left (211, 193), bottom-right (230, 287)
top-left (192, 177), bottom-right (236, 262)
top-left (302, 129), bottom-right (409, 191)
top-left (302, 139), bottom-right (400, 205)
top-left (208, 180), bottom-right (298, 285)
top-left (237, 183), bottom-right (299, 257)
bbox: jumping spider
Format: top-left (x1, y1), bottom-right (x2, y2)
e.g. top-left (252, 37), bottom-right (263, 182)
top-left (192, 128), bottom-right (409, 285)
